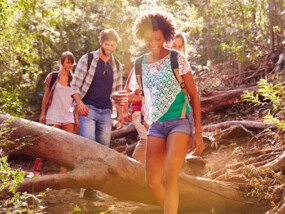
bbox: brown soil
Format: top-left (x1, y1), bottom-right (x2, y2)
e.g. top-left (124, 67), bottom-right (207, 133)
top-left (43, 189), bottom-right (162, 214)
top-left (7, 55), bottom-right (285, 213)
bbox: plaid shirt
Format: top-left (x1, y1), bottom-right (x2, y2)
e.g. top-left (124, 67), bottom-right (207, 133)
top-left (70, 49), bottom-right (123, 116)
top-left (45, 72), bottom-right (59, 107)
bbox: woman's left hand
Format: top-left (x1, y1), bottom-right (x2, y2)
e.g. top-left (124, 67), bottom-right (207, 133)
top-left (191, 134), bottom-right (204, 156)
top-left (117, 115), bottom-right (124, 130)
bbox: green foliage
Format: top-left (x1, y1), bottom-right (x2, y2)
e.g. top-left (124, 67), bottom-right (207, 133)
top-left (0, 88), bottom-right (28, 117)
top-left (0, 156), bottom-right (47, 213)
top-left (221, 41), bottom-right (245, 61)
top-left (241, 75), bottom-right (285, 131)
top-left (0, 116), bottom-right (47, 213)
top-left (0, 0), bottom-right (43, 117)
top-left (70, 204), bottom-right (82, 213)
top-left (100, 205), bottom-right (115, 214)
top-left (1, 0), bottom-right (284, 116)
top-left (193, 0), bottom-right (284, 64)
top-left (0, 117), bottom-right (38, 153)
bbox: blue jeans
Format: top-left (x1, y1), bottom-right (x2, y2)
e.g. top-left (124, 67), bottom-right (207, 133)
top-left (79, 105), bottom-right (112, 147)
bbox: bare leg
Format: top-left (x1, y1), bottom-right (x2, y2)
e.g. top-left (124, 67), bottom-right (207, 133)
top-left (62, 123), bottom-right (74, 133)
top-left (132, 138), bottom-right (146, 163)
top-left (163, 133), bottom-right (191, 214)
top-left (145, 136), bottom-right (166, 208)
top-left (132, 111), bottom-right (147, 163)
top-left (48, 124), bottom-right (61, 129)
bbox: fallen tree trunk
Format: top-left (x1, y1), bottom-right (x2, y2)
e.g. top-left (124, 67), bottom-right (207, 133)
top-left (111, 122), bottom-right (137, 139)
top-left (200, 86), bottom-right (258, 114)
top-left (0, 114), bottom-right (251, 213)
top-left (200, 76), bottom-right (285, 114)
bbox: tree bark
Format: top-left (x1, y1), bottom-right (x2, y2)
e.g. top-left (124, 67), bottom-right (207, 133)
top-left (202, 120), bottom-right (277, 132)
top-left (200, 86), bottom-right (258, 114)
top-left (205, 0), bottom-right (212, 62)
top-left (268, 0), bottom-right (275, 52)
top-left (0, 114), bottom-right (251, 213)
top-left (111, 122), bottom-right (137, 139)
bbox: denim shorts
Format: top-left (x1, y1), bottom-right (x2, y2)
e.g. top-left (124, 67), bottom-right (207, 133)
top-left (148, 111), bottom-right (194, 139)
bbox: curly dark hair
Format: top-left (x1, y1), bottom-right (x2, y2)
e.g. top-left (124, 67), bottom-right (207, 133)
top-left (134, 11), bottom-right (176, 43)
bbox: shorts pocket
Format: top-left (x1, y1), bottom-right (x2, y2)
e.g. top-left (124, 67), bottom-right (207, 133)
top-left (186, 112), bottom-right (194, 136)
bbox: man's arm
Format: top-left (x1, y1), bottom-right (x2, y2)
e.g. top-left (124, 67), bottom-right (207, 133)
top-left (70, 54), bottom-right (88, 97)
top-left (70, 54), bottom-right (90, 116)
top-left (73, 93), bottom-right (89, 116)
top-left (115, 103), bottom-right (124, 130)
top-left (112, 90), bottom-right (142, 106)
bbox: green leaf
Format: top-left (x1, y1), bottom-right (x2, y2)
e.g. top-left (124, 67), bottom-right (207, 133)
top-left (73, 205), bottom-right (82, 211)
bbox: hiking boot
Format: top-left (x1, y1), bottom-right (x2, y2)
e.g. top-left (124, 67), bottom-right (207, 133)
top-left (83, 189), bottom-right (104, 202)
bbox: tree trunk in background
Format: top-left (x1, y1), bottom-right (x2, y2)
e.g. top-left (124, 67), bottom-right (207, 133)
top-left (206, 0), bottom-right (212, 63)
top-left (124, 51), bottom-right (132, 78)
top-left (268, 0), bottom-right (275, 52)
top-left (0, 114), bottom-right (251, 213)
top-left (276, 0), bottom-right (285, 48)
top-left (250, 0), bottom-right (256, 26)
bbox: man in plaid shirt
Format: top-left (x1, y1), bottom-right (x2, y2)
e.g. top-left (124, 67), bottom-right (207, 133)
top-left (71, 29), bottom-right (124, 200)
top-left (71, 29), bottom-right (124, 147)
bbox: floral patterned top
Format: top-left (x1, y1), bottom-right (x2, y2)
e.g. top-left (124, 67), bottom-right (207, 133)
top-left (128, 51), bottom-right (192, 124)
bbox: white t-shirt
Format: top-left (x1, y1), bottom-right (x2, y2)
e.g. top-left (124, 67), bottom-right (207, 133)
top-left (46, 82), bottom-right (74, 123)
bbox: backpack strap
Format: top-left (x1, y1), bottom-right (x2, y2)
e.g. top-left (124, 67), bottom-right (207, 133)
top-left (87, 52), bottom-right (93, 72)
top-left (134, 55), bottom-right (144, 96)
top-left (50, 72), bottom-right (59, 90)
top-left (170, 50), bottom-right (179, 70)
top-left (170, 50), bottom-right (189, 119)
top-left (114, 57), bottom-right (120, 73)
top-left (87, 52), bottom-right (120, 82)
top-left (134, 51), bottom-right (189, 119)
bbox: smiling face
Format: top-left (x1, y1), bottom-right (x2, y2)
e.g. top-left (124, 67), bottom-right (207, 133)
top-left (100, 40), bottom-right (117, 57)
top-left (62, 57), bottom-right (74, 72)
top-left (172, 37), bottom-right (184, 53)
top-left (143, 29), bottom-right (165, 55)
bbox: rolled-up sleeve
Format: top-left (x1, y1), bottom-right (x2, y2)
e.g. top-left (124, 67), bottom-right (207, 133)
top-left (44, 73), bottom-right (52, 87)
top-left (178, 53), bottom-right (193, 76)
top-left (70, 54), bottom-right (88, 96)
top-left (128, 67), bottom-right (139, 91)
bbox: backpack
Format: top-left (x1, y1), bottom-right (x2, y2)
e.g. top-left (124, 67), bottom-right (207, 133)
top-left (50, 71), bottom-right (72, 89)
top-left (50, 72), bottom-right (59, 90)
top-left (134, 50), bottom-right (189, 119)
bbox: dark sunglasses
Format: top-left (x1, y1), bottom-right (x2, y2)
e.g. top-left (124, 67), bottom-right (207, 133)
top-left (103, 64), bottom-right (108, 76)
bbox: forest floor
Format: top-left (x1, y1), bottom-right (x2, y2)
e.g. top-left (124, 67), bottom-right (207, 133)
top-left (7, 100), bottom-right (284, 214)
top-left (6, 52), bottom-right (285, 213)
